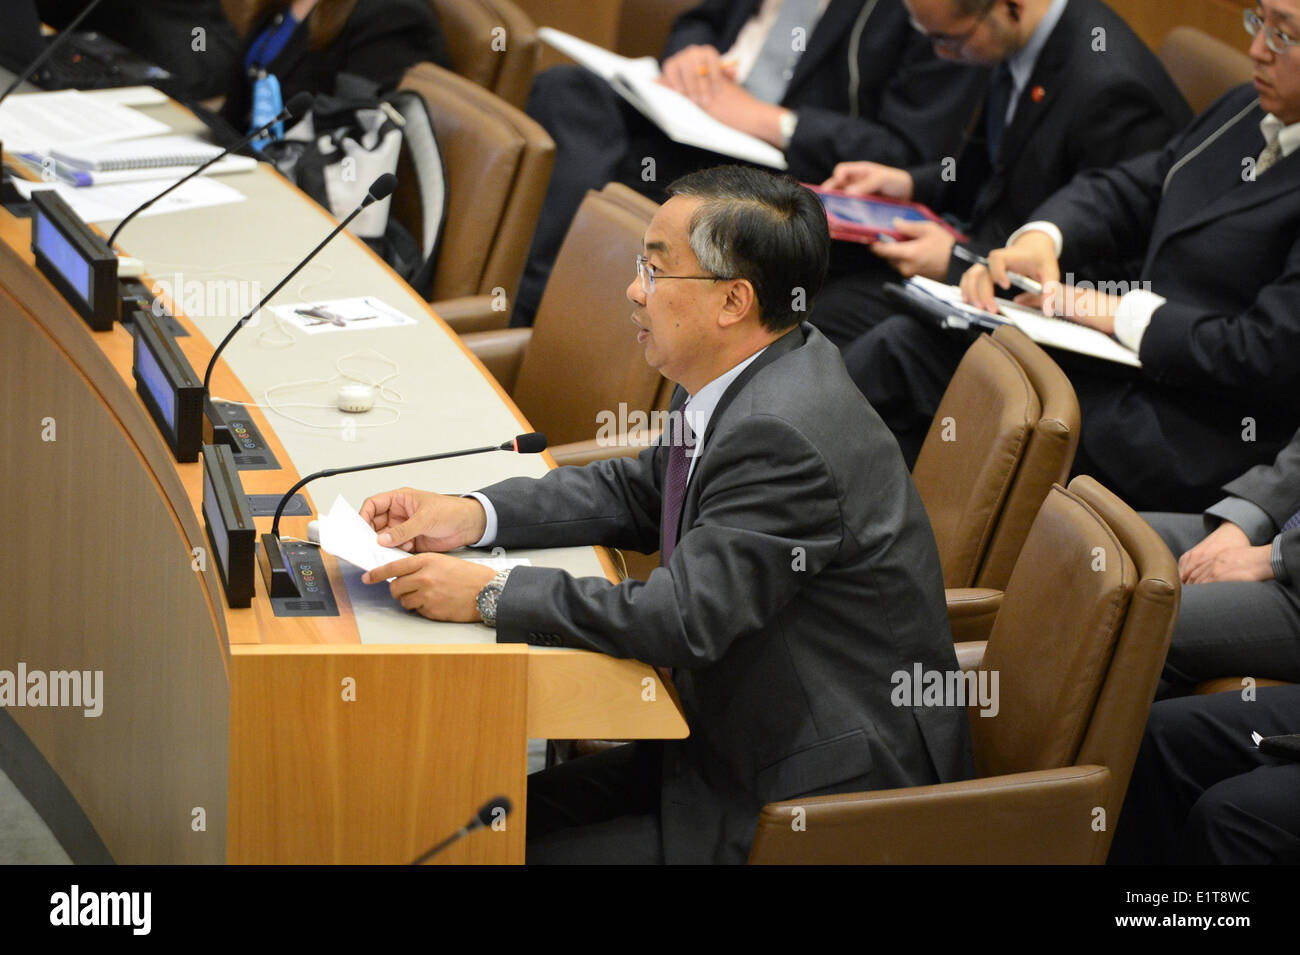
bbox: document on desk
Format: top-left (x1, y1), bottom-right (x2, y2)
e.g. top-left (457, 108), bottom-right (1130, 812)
top-left (537, 27), bottom-right (787, 170)
top-left (0, 89), bottom-right (170, 153)
top-left (10, 175), bottom-right (245, 223)
top-left (269, 297), bottom-right (418, 334)
top-left (318, 495), bottom-right (532, 577)
top-left (904, 276), bottom-right (1142, 368)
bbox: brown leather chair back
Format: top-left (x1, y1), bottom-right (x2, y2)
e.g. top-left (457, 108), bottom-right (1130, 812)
top-left (430, 0), bottom-right (540, 110)
top-left (1158, 26), bottom-right (1253, 115)
top-left (973, 326), bottom-right (1081, 590)
top-left (397, 62), bottom-right (554, 303)
top-left (913, 334), bottom-right (1039, 588)
top-left (1066, 476), bottom-right (1180, 833)
top-left (972, 483), bottom-right (1138, 779)
top-left (510, 184), bottom-right (663, 447)
top-left (746, 477), bottom-right (1178, 864)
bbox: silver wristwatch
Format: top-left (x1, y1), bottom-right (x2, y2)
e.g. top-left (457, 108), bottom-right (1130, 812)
top-left (476, 568), bottom-right (512, 627)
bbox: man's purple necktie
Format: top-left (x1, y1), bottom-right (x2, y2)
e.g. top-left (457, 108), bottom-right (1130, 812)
top-left (660, 414), bottom-right (696, 565)
top-left (1284, 509), bottom-right (1300, 533)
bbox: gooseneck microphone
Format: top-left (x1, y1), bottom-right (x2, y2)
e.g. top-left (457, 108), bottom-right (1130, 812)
top-left (259, 432), bottom-right (547, 597)
top-left (410, 796), bottom-right (513, 865)
top-left (106, 90), bottom-right (314, 249)
top-left (0, 0), bottom-right (109, 106)
top-left (198, 171), bottom-right (395, 407)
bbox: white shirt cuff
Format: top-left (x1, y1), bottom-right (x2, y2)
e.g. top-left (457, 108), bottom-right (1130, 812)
top-left (1113, 288), bottom-right (1166, 352)
top-left (465, 492), bottom-right (497, 547)
top-left (1007, 221), bottom-right (1063, 257)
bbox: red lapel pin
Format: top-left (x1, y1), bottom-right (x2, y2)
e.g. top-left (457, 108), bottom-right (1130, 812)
top-left (1031, 85), bottom-right (1046, 103)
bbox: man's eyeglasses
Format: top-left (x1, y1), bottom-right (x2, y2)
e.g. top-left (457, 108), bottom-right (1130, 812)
top-left (635, 254), bottom-right (730, 295)
top-left (909, 0), bottom-right (997, 51)
top-left (1245, 7), bottom-right (1300, 55)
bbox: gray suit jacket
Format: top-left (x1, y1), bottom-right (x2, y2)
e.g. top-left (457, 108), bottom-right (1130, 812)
top-left (479, 324), bottom-right (972, 864)
top-left (1224, 426), bottom-right (1300, 586)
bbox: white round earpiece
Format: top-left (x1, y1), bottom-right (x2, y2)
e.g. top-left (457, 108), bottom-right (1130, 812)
top-left (337, 383), bottom-right (376, 413)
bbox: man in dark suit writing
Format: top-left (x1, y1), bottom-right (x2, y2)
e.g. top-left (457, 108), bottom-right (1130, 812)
top-left (811, 0), bottom-right (1190, 346)
top-left (359, 166), bottom-right (971, 864)
top-left (847, 0), bottom-right (1300, 510)
top-left (512, 0), bottom-right (986, 326)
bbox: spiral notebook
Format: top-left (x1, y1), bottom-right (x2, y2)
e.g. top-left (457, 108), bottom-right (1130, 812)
top-left (48, 135), bottom-right (256, 174)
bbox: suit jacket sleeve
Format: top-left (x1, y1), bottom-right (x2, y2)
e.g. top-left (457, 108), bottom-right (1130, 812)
top-left (661, 0), bottom-right (737, 58)
top-left (1223, 425), bottom-right (1300, 527)
top-left (784, 37), bottom-right (981, 176)
top-left (1025, 146), bottom-right (1171, 274)
top-left (1136, 235), bottom-right (1300, 404)
top-left (479, 443), bottom-right (665, 555)
top-left (487, 414), bottom-right (844, 668)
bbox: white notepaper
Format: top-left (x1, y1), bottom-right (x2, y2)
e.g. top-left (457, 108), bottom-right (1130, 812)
top-left (317, 495), bottom-right (531, 578)
top-left (538, 27), bottom-right (787, 170)
top-left (906, 275), bottom-right (1143, 368)
top-left (0, 89), bottom-right (169, 152)
top-left (11, 175), bottom-right (246, 223)
top-left (269, 297), bottom-right (419, 334)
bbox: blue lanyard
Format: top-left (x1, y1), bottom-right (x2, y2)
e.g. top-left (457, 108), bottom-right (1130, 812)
top-left (245, 12), bottom-right (299, 74)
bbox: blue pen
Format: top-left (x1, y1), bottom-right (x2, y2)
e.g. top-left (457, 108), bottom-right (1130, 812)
top-left (18, 153), bottom-right (92, 187)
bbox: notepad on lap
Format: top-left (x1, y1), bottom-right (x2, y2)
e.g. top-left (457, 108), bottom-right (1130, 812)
top-left (903, 275), bottom-right (1142, 368)
top-left (537, 27), bottom-right (787, 170)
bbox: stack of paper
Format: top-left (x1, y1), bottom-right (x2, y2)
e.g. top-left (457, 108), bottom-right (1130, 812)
top-left (0, 89), bottom-right (169, 152)
top-left (905, 276), bottom-right (1142, 368)
top-left (538, 27), bottom-right (787, 170)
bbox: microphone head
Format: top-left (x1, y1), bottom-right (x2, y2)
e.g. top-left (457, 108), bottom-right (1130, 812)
top-left (283, 91), bottom-right (314, 123)
top-left (368, 173), bottom-right (399, 202)
top-left (501, 433), bottom-right (547, 454)
top-left (475, 796), bottom-right (512, 829)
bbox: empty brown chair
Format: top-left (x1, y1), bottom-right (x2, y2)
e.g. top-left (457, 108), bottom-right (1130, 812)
top-left (1158, 26), bottom-right (1253, 115)
top-left (431, 0), bottom-right (540, 110)
top-left (460, 183), bottom-right (666, 463)
top-left (747, 476), bottom-right (1179, 864)
top-left (396, 62), bottom-right (554, 308)
top-left (912, 327), bottom-right (1079, 642)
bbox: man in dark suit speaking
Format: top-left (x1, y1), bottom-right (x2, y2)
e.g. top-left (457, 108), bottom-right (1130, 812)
top-left (358, 166), bottom-right (971, 864)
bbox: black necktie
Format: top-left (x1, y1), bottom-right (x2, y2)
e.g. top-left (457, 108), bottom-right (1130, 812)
top-left (985, 64), bottom-right (1014, 165)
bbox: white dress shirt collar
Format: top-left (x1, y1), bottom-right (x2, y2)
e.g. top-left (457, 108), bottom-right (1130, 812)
top-left (681, 345), bottom-right (769, 484)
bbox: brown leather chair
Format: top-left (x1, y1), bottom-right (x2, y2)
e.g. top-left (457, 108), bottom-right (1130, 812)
top-left (912, 327), bottom-right (1079, 642)
top-left (430, 0), bottom-right (540, 110)
top-left (1158, 26), bottom-right (1253, 115)
top-left (459, 183), bottom-right (667, 464)
top-left (396, 62), bottom-right (554, 310)
top-left (747, 476), bottom-right (1180, 864)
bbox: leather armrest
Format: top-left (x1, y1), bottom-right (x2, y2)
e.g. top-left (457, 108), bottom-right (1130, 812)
top-left (946, 587), bottom-right (1002, 644)
top-left (549, 432), bottom-right (662, 467)
top-left (461, 328), bottom-right (532, 393)
top-left (954, 641), bottom-right (987, 672)
top-left (432, 294), bottom-right (511, 334)
top-left (749, 765), bottom-right (1112, 865)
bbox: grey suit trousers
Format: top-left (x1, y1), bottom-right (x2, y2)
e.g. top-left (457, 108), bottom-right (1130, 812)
top-left (1142, 512), bottom-right (1300, 694)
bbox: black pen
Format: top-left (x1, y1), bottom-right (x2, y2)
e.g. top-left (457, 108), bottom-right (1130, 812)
top-left (951, 244), bottom-right (1044, 296)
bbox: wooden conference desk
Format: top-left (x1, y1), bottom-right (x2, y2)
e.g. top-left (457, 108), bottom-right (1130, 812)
top-left (0, 94), bottom-right (686, 864)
